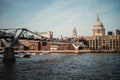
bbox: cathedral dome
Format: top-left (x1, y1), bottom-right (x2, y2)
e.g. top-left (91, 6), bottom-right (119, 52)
top-left (92, 14), bottom-right (105, 36)
top-left (93, 15), bottom-right (103, 27)
top-left (93, 21), bottom-right (103, 27)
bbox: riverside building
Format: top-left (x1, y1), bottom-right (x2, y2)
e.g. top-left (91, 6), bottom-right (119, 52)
top-left (34, 31), bottom-right (53, 40)
top-left (0, 15), bottom-right (120, 53)
top-left (85, 15), bottom-right (120, 52)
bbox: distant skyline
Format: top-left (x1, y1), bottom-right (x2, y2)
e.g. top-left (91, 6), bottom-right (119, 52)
top-left (0, 0), bottom-right (120, 37)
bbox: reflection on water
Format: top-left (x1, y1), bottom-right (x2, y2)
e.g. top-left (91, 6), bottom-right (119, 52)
top-left (0, 53), bottom-right (120, 80)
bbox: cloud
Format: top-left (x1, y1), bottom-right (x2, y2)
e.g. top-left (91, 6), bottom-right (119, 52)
top-left (20, 1), bottom-right (92, 36)
top-left (0, 0), bottom-right (120, 37)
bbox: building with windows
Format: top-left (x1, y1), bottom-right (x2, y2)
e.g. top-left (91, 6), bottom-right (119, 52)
top-left (34, 31), bottom-right (53, 40)
top-left (85, 15), bottom-right (120, 52)
top-left (0, 15), bottom-right (119, 53)
top-left (86, 35), bottom-right (120, 51)
top-left (108, 31), bottom-right (113, 35)
top-left (116, 29), bottom-right (120, 35)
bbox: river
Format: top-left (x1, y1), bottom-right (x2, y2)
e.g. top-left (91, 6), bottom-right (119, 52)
top-left (0, 53), bottom-right (120, 80)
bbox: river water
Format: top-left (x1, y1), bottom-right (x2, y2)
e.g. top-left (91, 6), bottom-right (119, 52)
top-left (0, 53), bottom-right (120, 80)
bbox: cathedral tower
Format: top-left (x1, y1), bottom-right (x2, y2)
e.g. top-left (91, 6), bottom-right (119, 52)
top-left (92, 14), bottom-right (105, 36)
top-left (73, 27), bottom-right (78, 37)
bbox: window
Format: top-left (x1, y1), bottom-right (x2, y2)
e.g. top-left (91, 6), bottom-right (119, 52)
top-left (97, 30), bottom-right (100, 33)
top-left (42, 42), bottom-right (47, 46)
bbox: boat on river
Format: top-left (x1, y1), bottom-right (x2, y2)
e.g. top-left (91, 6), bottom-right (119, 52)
top-left (0, 51), bottom-right (31, 58)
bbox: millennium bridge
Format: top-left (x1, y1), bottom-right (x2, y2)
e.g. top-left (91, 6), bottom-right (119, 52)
top-left (0, 28), bottom-right (87, 62)
top-left (0, 28), bottom-right (50, 62)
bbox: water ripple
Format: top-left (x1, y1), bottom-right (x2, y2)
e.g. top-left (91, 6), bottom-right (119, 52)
top-left (0, 53), bottom-right (120, 80)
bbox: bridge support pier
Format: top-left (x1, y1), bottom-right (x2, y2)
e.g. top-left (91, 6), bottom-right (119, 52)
top-left (74, 50), bottom-right (79, 53)
top-left (3, 47), bottom-right (16, 63)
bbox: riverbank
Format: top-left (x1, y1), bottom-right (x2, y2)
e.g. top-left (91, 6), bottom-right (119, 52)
top-left (19, 50), bottom-right (120, 54)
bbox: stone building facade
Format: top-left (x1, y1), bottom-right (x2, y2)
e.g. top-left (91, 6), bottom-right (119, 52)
top-left (86, 15), bottom-right (120, 52)
top-left (34, 31), bottom-right (53, 40)
top-left (92, 14), bottom-right (105, 36)
top-left (86, 35), bottom-right (120, 51)
top-left (0, 15), bottom-right (119, 52)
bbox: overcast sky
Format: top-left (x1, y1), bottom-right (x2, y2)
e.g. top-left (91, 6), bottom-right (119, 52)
top-left (0, 0), bottom-right (120, 37)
